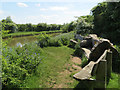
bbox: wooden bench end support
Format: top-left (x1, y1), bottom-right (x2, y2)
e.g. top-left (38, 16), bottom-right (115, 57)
top-left (73, 61), bottom-right (96, 81)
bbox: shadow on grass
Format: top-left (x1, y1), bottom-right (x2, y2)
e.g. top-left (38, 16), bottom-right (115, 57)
top-left (73, 80), bottom-right (95, 90)
top-left (73, 80), bottom-right (106, 90)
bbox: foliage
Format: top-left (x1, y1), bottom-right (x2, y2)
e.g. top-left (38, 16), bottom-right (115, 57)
top-left (37, 33), bottom-right (75, 47)
top-left (80, 55), bottom-right (88, 68)
top-left (2, 16), bottom-right (13, 23)
top-left (16, 23), bottom-right (61, 32)
top-left (1, 17), bottom-right (62, 34)
top-left (2, 22), bottom-right (18, 33)
top-left (91, 2), bottom-right (120, 74)
top-left (2, 42), bottom-right (43, 88)
top-left (91, 2), bottom-right (120, 43)
top-left (75, 15), bottom-right (93, 35)
top-left (49, 33), bottom-right (75, 46)
top-left (60, 22), bottom-right (76, 33)
top-left (112, 45), bottom-right (120, 73)
top-left (73, 41), bottom-right (82, 57)
top-left (107, 72), bottom-right (119, 88)
top-left (60, 23), bottom-right (69, 33)
top-left (37, 33), bottom-right (50, 47)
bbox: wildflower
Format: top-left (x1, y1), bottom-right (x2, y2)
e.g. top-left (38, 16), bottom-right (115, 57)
top-left (10, 48), bottom-right (12, 52)
top-left (16, 43), bottom-right (23, 47)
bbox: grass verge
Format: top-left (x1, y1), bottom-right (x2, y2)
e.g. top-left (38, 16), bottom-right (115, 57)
top-left (107, 72), bottom-right (120, 88)
top-left (3, 30), bottom-right (63, 38)
top-left (23, 46), bottom-right (75, 88)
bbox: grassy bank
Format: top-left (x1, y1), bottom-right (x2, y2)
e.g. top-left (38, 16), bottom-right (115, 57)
top-left (2, 30), bottom-right (63, 38)
top-left (107, 73), bottom-right (120, 88)
top-left (23, 46), bottom-right (76, 88)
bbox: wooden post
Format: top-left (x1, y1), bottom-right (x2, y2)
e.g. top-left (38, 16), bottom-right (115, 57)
top-left (96, 60), bottom-right (107, 88)
top-left (106, 50), bottom-right (112, 79)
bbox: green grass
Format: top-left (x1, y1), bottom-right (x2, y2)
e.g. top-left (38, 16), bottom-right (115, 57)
top-left (3, 30), bottom-right (63, 38)
top-left (22, 46), bottom-right (120, 88)
top-left (23, 46), bottom-right (75, 88)
top-left (107, 72), bottom-right (120, 88)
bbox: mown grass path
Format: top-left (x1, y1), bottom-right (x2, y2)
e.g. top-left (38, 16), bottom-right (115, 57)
top-left (24, 46), bottom-right (81, 88)
top-left (53, 56), bottom-right (82, 88)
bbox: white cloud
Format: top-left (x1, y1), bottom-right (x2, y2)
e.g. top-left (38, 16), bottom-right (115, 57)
top-left (50, 6), bottom-right (68, 11)
top-left (0, 10), bottom-right (4, 15)
top-left (35, 3), bottom-right (41, 7)
top-left (17, 2), bottom-right (28, 7)
top-left (6, 14), bottom-right (75, 24)
top-left (23, 15), bottom-right (60, 24)
top-left (40, 8), bottom-right (48, 11)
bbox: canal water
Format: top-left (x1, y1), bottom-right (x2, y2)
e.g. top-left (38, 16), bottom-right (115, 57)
top-left (3, 33), bottom-right (61, 47)
top-left (3, 35), bottom-right (38, 47)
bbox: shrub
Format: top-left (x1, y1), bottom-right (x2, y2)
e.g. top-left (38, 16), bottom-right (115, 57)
top-left (2, 42), bottom-right (43, 88)
top-left (73, 40), bottom-right (84, 57)
top-left (37, 33), bottom-right (75, 47)
top-left (37, 33), bottom-right (50, 48)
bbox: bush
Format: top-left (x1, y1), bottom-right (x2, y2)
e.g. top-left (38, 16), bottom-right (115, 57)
top-left (37, 33), bottom-right (50, 48)
top-left (49, 33), bottom-right (74, 46)
top-left (73, 40), bottom-right (84, 57)
top-left (37, 33), bottom-right (75, 47)
top-left (2, 42), bottom-right (43, 88)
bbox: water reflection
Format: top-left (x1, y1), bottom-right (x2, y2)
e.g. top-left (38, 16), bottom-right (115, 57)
top-left (4, 36), bottom-right (38, 47)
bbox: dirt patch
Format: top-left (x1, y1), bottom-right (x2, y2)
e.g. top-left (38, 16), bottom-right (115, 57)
top-left (59, 70), bottom-right (71, 77)
top-left (72, 64), bottom-right (82, 70)
top-left (71, 56), bottom-right (82, 65)
top-left (53, 55), bottom-right (82, 88)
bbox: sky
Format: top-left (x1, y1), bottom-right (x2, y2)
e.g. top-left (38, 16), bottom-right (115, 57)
top-left (0, 0), bottom-right (105, 24)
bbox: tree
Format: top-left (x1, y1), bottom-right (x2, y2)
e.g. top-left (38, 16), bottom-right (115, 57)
top-left (60, 23), bottom-right (69, 33)
top-left (4, 23), bottom-right (18, 33)
top-left (91, 2), bottom-right (107, 35)
top-left (6, 16), bottom-right (13, 23)
top-left (26, 23), bottom-right (34, 32)
top-left (36, 23), bottom-right (47, 32)
top-left (91, 2), bottom-right (120, 43)
top-left (75, 15), bottom-right (93, 35)
top-left (17, 24), bottom-right (27, 32)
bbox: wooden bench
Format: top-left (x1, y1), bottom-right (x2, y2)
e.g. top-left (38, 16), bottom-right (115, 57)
top-left (70, 39), bottom-right (78, 44)
top-left (70, 39), bottom-right (91, 59)
top-left (73, 50), bottom-right (107, 80)
top-left (73, 50), bottom-right (112, 88)
top-left (70, 36), bottom-right (118, 88)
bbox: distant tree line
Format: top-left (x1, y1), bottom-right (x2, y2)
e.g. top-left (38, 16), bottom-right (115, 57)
top-left (1, 15), bottom-right (94, 35)
top-left (1, 16), bottom-right (62, 33)
top-left (1, 15), bottom-right (94, 34)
